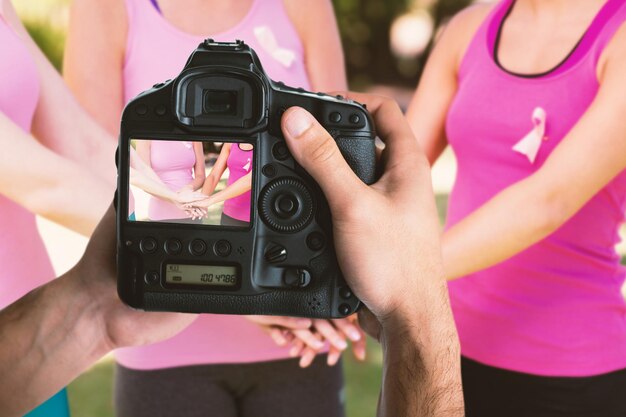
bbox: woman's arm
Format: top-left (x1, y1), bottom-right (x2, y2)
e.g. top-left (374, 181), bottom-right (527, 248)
top-left (195, 172), bottom-right (252, 209)
top-left (443, 26), bottom-right (626, 280)
top-left (0, 112), bottom-right (110, 236)
top-left (284, 0), bottom-right (347, 91)
top-left (3, 0), bottom-right (116, 181)
top-left (63, 0), bottom-right (127, 136)
top-left (406, 5), bottom-right (494, 165)
top-left (181, 142), bottom-right (206, 191)
top-left (201, 143), bottom-right (231, 196)
top-left (135, 140), bottom-right (152, 167)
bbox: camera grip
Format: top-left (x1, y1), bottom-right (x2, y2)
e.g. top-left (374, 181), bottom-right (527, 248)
top-left (335, 136), bottom-right (377, 185)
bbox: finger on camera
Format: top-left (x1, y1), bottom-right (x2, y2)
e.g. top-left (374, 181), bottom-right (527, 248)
top-left (341, 92), bottom-right (425, 170)
top-left (281, 107), bottom-right (367, 210)
top-left (313, 319), bottom-right (348, 351)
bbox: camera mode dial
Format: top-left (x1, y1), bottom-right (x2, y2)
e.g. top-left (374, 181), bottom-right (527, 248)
top-left (259, 178), bottom-right (314, 233)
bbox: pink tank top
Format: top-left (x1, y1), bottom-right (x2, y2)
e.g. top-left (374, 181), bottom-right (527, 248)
top-left (446, 0), bottom-right (626, 377)
top-left (116, 0), bottom-right (312, 369)
top-left (223, 144), bottom-right (253, 222)
top-left (0, 16), bottom-right (55, 309)
top-left (147, 140), bottom-right (196, 220)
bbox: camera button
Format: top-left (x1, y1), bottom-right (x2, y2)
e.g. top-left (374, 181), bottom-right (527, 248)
top-left (329, 112), bottom-right (342, 123)
top-left (214, 240), bottom-right (232, 257)
top-left (144, 271), bottom-right (159, 286)
top-left (338, 303), bottom-right (352, 316)
top-left (140, 237), bottom-right (158, 254)
top-left (283, 268), bottom-right (311, 288)
top-left (349, 114), bottom-right (361, 124)
top-left (136, 104), bottom-right (148, 116)
top-left (165, 239), bottom-right (182, 255)
top-left (340, 287), bottom-right (353, 300)
top-left (262, 164), bottom-right (277, 178)
top-left (306, 232), bottom-right (325, 251)
top-left (272, 142), bottom-right (290, 161)
top-left (265, 245), bottom-right (288, 263)
top-left (274, 194), bottom-right (299, 218)
top-left (189, 239), bottom-right (207, 256)
top-left (155, 105), bottom-right (167, 116)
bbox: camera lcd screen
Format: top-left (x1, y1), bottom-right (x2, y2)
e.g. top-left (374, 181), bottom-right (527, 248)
top-left (127, 139), bottom-right (254, 227)
top-left (165, 263), bottom-right (238, 287)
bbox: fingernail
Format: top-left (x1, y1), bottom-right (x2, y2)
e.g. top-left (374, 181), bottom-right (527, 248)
top-left (285, 108), bottom-right (314, 138)
top-left (313, 340), bottom-right (325, 349)
top-left (337, 340), bottom-right (348, 350)
top-left (289, 347), bottom-right (299, 357)
top-left (348, 330), bottom-right (362, 341)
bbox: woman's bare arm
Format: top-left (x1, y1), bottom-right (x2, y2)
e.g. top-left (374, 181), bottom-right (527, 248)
top-left (63, 0), bottom-right (127, 136)
top-left (3, 0), bottom-right (116, 181)
top-left (0, 112), bottom-right (110, 235)
top-left (406, 5), bottom-right (494, 165)
top-left (284, 0), bottom-right (347, 91)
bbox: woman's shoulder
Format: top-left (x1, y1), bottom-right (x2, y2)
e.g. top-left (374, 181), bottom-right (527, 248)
top-left (444, 2), bottom-right (496, 43)
top-left (432, 2), bottom-right (496, 70)
top-left (598, 19), bottom-right (626, 82)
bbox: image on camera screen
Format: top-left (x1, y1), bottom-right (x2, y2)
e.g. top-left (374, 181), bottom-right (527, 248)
top-left (127, 139), bottom-right (253, 228)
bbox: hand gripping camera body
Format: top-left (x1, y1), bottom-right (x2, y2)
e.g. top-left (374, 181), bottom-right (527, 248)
top-left (116, 40), bottom-right (376, 318)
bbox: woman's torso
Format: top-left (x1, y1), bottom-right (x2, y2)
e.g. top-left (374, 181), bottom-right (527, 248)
top-left (0, 15), bottom-right (55, 308)
top-left (147, 140), bottom-right (195, 220)
top-left (446, 0), bottom-right (626, 376)
top-left (223, 143), bottom-right (253, 222)
top-left (116, 0), bottom-right (312, 368)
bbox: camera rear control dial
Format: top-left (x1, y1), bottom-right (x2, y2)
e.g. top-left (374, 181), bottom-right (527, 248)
top-left (259, 178), bottom-right (314, 233)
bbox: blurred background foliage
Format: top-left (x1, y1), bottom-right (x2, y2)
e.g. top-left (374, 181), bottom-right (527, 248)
top-left (12, 0), bottom-right (465, 416)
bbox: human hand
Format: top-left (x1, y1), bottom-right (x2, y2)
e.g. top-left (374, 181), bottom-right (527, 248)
top-left (174, 190), bottom-right (207, 219)
top-left (73, 205), bottom-right (197, 349)
top-left (176, 189), bottom-right (207, 205)
top-left (249, 315), bottom-right (365, 367)
top-left (286, 317), bottom-right (367, 368)
top-left (280, 94), bottom-right (451, 339)
top-left (184, 195), bottom-right (215, 210)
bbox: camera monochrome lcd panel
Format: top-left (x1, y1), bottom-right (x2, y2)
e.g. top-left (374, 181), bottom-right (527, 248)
top-left (116, 40), bottom-right (377, 318)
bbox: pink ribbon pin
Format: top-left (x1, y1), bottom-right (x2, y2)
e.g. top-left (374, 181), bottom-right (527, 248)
top-left (512, 107), bottom-right (547, 164)
top-left (254, 26), bottom-right (296, 68)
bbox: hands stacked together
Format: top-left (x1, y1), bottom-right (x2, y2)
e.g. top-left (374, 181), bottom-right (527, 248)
top-left (174, 187), bottom-right (211, 220)
top-left (246, 315), bottom-right (367, 367)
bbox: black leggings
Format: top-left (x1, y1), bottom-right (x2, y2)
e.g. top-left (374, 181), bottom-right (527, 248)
top-left (462, 356), bottom-right (626, 417)
top-left (114, 354), bottom-right (345, 417)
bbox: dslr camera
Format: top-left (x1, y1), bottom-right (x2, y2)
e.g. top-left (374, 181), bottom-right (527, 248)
top-left (116, 40), bottom-right (376, 318)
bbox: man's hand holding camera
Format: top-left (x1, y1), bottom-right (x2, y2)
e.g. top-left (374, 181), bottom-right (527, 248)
top-left (0, 93), bottom-right (463, 417)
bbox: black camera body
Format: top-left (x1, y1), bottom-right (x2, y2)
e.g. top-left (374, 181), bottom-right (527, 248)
top-left (116, 40), bottom-right (376, 318)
